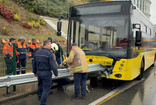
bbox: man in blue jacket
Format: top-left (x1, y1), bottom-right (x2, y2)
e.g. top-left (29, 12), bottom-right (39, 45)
top-left (33, 40), bottom-right (58, 105)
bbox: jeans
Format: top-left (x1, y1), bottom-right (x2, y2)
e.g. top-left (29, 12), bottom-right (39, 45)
top-left (56, 57), bottom-right (61, 65)
top-left (37, 71), bottom-right (52, 105)
top-left (74, 73), bottom-right (87, 97)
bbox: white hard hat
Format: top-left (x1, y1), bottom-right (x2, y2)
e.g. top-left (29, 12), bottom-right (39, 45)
top-left (51, 43), bottom-right (58, 51)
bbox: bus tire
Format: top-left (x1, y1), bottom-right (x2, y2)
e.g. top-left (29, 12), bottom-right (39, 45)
top-left (90, 77), bottom-right (98, 87)
top-left (137, 60), bottom-right (144, 80)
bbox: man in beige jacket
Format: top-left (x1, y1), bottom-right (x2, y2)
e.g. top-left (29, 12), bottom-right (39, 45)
top-left (63, 43), bottom-right (88, 99)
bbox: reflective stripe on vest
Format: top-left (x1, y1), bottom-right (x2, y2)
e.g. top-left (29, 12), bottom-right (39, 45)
top-left (28, 44), bottom-right (39, 57)
top-left (17, 42), bottom-right (26, 54)
top-left (3, 43), bottom-right (13, 57)
top-left (70, 65), bottom-right (88, 74)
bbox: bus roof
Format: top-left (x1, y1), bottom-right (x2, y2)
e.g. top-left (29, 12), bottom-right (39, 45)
top-left (71, 1), bottom-right (132, 8)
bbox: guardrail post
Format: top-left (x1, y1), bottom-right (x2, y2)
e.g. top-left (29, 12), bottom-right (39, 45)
top-left (13, 43), bottom-right (16, 91)
top-left (6, 87), bottom-right (9, 94)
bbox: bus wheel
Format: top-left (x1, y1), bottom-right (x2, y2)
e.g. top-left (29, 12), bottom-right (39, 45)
top-left (137, 60), bottom-right (144, 80)
top-left (90, 77), bottom-right (98, 87)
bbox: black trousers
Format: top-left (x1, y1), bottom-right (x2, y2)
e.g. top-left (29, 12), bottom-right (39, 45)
top-left (16, 58), bottom-right (26, 74)
top-left (4, 57), bottom-right (13, 75)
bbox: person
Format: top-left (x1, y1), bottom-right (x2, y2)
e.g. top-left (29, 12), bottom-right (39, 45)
top-left (3, 38), bottom-right (17, 75)
top-left (33, 40), bottom-right (58, 105)
top-left (63, 43), bottom-right (88, 99)
top-left (53, 39), bottom-right (63, 68)
top-left (53, 78), bottom-right (71, 91)
top-left (16, 36), bottom-right (28, 74)
top-left (52, 39), bottom-right (71, 91)
top-left (28, 38), bottom-right (39, 67)
top-left (48, 37), bottom-right (52, 43)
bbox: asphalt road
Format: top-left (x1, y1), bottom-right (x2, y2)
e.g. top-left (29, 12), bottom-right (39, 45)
top-left (2, 65), bottom-right (156, 105)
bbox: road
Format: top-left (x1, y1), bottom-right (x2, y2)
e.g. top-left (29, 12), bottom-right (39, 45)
top-left (2, 65), bottom-right (156, 105)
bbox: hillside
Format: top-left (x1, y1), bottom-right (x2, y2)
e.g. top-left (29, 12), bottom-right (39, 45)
top-left (0, 0), bottom-right (89, 40)
top-left (0, 0), bottom-right (63, 40)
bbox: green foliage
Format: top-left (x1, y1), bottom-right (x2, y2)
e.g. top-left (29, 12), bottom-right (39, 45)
top-left (2, 27), bottom-right (7, 35)
top-left (16, 0), bottom-right (74, 18)
top-left (27, 16), bottom-right (39, 22)
top-left (13, 9), bottom-right (19, 14)
top-left (39, 18), bottom-right (46, 25)
top-left (33, 22), bottom-right (40, 29)
top-left (28, 21), bottom-right (40, 29)
top-left (14, 14), bottom-right (21, 21)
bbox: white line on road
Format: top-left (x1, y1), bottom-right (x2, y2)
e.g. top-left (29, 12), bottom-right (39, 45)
top-left (89, 79), bottom-right (144, 105)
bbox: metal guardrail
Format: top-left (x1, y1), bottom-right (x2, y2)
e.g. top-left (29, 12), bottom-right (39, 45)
top-left (0, 63), bottom-right (105, 88)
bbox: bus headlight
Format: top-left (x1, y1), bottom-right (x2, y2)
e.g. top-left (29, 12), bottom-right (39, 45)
top-left (119, 67), bottom-right (122, 70)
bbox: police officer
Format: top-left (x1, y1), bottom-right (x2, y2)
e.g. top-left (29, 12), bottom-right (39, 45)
top-left (63, 43), bottom-right (88, 99)
top-left (33, 40), bottom-right (58, 105)
top-left (16, 36), bottom-right (27, 74)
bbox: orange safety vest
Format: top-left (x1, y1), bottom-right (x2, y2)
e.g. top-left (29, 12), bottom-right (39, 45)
top-left (3, 42), bottom-right (13, 57)
top-left (3, 42), bottom-right (19, 63)
top-left (28, 43), bottom-right (39, 58)
top-left (17, 42), bottom-right (27, 53)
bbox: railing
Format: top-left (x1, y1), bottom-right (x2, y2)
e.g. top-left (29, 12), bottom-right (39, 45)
top-left (0, 63), bottom-right (105, 88)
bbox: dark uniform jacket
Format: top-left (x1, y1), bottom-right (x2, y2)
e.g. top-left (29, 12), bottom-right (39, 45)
top-left (33, 48), bottom-right (58, 76)
top-left (28, 43), bottom-right (39, 58)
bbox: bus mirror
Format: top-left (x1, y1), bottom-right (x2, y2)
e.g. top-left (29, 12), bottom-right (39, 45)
top-left (135, 31), bottom-right (142, 46)
top-left (57, 20), bottom-right (62, 36)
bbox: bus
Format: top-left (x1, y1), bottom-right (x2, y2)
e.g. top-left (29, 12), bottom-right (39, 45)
top-left (63, 1), bottom-right (156, 80)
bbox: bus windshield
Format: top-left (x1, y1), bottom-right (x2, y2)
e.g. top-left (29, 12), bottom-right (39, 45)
top-left (68, 3), bottom-right (130, 59)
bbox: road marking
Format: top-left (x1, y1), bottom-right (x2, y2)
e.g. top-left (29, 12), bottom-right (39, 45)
top-left (89, 79), bottom-right (144, 105)
top-left (96, 92), bottom-right (121, 105)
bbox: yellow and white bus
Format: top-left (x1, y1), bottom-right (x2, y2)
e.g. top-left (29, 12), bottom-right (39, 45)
top-left (65, 1), bottom-right (156, 80)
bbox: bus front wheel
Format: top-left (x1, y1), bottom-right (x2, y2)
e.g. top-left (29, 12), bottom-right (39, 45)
top-left (137, 60), bottom-right (144, 80)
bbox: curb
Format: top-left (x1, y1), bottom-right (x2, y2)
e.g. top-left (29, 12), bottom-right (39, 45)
top-left (0, 78), bottom-right (73, 104)
top-left (0, 90), bottom-right (37, 104)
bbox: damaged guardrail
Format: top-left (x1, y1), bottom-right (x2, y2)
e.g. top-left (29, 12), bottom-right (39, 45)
top-left (0, 63), bottom-right (105, 88)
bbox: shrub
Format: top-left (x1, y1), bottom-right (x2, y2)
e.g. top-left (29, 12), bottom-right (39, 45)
top-left (2, 27), bottom-right (7, 35)
top-left (33, 22), bottom-right (40, 29)
top-left (14, 13), bottom-right (21, 21)
top-left (22, 22), bottom-right (32, 29)
top-left (27, 16), bottom-right (39, 22)
top-left (39, 18), bottom-right (46, 25)
top-left (15, 0), bottom-right (74, 18)
top-left (28, 21), bottom-right (40, 29)
top-left (0, 5), bottom-right (14, 22)
top-left (13, 9), bottom-right (19, 14)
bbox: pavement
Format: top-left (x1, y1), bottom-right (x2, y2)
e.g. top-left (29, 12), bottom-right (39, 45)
top-left (0, 82), bottom-right (38, 104)
top-left (0, 76), bottom-right (73, 104)
top-left (1, 66), bottom-right (156, 105)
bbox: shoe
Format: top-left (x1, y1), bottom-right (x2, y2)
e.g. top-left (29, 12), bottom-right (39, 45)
top-left (57, 86), bottom-right (64, 91)
top-left (38, 97), bottom-right (41, 101)
top-left (71, 95), bottom-right (79, 99)
top-left (81, 96), bottom-right (86, 99)
top-left (49, 91), bottom-right (54, 95)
